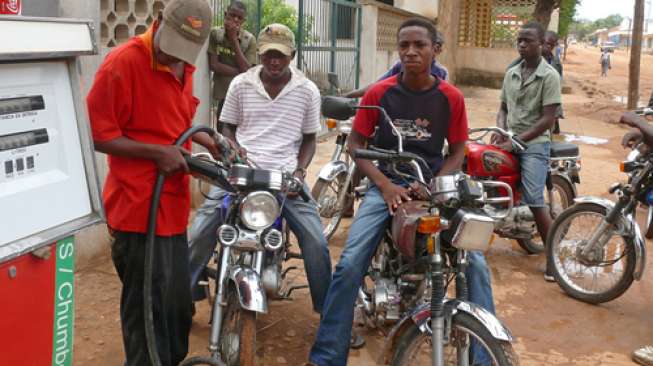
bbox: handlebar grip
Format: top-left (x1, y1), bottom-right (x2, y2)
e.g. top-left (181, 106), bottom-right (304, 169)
top-left (185, 155), bottom-right (223, 180)
top-left (352, 148), bottom-right (394, 161)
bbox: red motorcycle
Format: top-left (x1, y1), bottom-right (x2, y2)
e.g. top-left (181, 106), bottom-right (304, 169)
top-left (465, 127), bottom-right (581, 253)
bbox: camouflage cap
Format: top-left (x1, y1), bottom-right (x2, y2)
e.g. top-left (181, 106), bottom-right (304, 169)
top-left (258, 23), bottom-right (296, 56)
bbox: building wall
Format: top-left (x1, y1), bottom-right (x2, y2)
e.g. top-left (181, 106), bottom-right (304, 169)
top-left (394, 0), bottom-right (438, 19)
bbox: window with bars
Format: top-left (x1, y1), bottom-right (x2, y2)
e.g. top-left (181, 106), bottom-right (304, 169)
top-left (458, 0), bottom-right (536, 48)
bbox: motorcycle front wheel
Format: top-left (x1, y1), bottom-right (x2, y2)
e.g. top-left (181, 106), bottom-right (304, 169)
top-left (312, 174), bottom-right (349, 240)
top-left (517, 175), bottom-right (575, 254)
top-left (546, 202), bottom-right (636, 304)
top-left (220, 287), bottom-right (257, 366)
top-left (390, 312), bottom-right (519, 366)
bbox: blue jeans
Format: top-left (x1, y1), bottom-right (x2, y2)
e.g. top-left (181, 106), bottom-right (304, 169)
top-left (309, 186), bottom-right (495, 366)
top-left (517, 142), bottom-right (551, 208)
top-left (187, 185), bottom-right (332, 313)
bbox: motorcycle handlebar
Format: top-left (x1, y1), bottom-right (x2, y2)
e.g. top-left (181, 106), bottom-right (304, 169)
top-left (185, 154), bottom-right (224, 181)
top-left (352, 148), bottom-right (396, 161)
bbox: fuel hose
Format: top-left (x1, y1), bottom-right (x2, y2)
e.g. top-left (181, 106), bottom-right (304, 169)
top-left (144, 125), bottom-right (216, 366)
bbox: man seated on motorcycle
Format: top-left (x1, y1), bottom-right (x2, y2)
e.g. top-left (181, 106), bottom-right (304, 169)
top-left (187, 23), bottom-right (332, 316)
top-left (494, 21), bottom-right (561, 282)
top-left (344, 30), bottom-right (448, 99)
top-left (309, 18), bottom-right (496, 366)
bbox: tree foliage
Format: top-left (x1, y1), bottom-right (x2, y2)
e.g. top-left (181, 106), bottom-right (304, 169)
top-left (238, 0), bottom-right (316, 43)
top-left (558, 0), bottom-right (579, 37)
top-left (569, 14), bottom-right (623, 40)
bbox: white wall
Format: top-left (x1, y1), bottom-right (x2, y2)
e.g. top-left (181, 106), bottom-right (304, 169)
top-left (394, 0), bottom-right (438, 19)
top-left (456, 47), bottom-right (517, 75)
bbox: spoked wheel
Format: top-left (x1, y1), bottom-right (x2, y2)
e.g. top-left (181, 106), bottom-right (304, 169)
top-left (220, 288), bottom-right (257, 366)
top-left (390, 312), bottom-right (518, 366)
top-left (312, 174), bottom-right (349, 240)
top-left (546, 202), bottom-right (636, 304)
top-left (517, 176), bottom-right (575, 254)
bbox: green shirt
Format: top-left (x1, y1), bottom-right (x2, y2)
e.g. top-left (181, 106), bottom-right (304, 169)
top-left (208, 27), bottom-right (257, 101)
top-left (500, 57), bottom-right (561, 145)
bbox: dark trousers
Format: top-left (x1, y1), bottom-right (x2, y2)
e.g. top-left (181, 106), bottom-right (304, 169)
top-left (111, 231), bottom-right (192, 366)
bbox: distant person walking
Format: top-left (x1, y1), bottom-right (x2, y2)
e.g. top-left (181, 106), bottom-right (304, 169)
top-left (600, 50), bottom-right (611, 77)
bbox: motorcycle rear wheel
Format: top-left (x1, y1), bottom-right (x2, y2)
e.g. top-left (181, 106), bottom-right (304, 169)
top-left (516, 175), bottom-right (575, 254)
top-left (546, 202), bottom-right (636, 304)
top-left (220, 288), bottom-right (257, 366)
top-left (390, 312), bottom-right (519, 366)
top-left (312, 174), bottom-right (348, 240)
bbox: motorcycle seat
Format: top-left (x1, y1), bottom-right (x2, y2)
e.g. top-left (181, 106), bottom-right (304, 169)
top-left (550, 142), bottom-right (579, 158)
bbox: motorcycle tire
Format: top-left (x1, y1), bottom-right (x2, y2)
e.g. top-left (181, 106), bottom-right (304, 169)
top-left (312, 174), bottom-right (348, 240)
top-left (220, 287), bottom-right (257, 366)
top-left (390, 312), bottom-right (519, 366)
top-left (516, 176), bottom-right (576, 254)
top-left (546, 202), bottom-right (636, 304)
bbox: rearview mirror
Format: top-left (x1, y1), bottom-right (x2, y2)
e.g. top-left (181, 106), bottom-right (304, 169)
top-left (322, 96), bottom-right (356, 120)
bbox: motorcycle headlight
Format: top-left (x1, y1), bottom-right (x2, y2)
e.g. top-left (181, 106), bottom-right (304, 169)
top-left (240, 191), bottom-right (280, 230)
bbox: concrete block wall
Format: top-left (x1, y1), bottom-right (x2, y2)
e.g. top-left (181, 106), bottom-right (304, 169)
top-left (100, 0), bottom-right (165, 49)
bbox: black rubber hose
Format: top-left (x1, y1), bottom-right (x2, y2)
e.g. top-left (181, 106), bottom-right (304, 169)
top-left (144, 126), bottom-right (215, 366)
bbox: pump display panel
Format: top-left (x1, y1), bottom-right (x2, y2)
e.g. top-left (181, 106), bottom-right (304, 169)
top-left (0, 60), bottom-right (101, 258)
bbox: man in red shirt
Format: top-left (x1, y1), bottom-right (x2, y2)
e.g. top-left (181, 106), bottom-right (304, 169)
top-left (86, 0), bottom-right (214, 364)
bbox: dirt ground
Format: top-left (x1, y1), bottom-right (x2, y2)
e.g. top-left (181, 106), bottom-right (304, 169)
top-left (73, 45), bottom-right (653, 365)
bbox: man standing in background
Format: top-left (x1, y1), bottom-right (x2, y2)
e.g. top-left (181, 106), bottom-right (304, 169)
top-left (208, 0), bottom-right (256, 131)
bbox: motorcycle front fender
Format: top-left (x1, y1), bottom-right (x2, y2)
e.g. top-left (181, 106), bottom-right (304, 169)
top-left (316, 160), bottom-right (348, 182)
top-left (572, 196), bottom-right (647, 280)
top-left (228, 265), bottom-right (268, 313)
top-left (378, 300), bottom-right (513, 365)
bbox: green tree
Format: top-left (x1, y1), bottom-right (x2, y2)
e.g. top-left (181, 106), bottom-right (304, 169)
top-left (214, 0), bottom-right (316, 44)
top-left (558, 0), bottom-right (579, 38)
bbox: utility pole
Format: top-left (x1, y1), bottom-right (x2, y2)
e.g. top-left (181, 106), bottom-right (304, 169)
top-left (629, 0), bottom-right (645, 109)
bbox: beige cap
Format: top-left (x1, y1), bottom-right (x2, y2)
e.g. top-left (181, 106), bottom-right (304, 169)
top-left (158, 0), bottom-right (212, 65)
top-left (258, 23), bottom-right (296, 56)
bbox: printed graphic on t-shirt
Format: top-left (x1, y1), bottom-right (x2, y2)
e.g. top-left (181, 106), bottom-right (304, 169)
top-left (391, 118), bottom-right (432, 141)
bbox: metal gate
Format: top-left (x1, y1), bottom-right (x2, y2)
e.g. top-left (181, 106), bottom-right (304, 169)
top-left (297, 0), bottom-right (362, 95)
top-left (210, 0), bottom-right (263, 35)
top-left (208, 0), bottom-right (362, 95)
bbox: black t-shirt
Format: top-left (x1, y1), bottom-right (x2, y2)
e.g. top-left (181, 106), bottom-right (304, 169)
top-left (353, 74), bottom-right (469, 180)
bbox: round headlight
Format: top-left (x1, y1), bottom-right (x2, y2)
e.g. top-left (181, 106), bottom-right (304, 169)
top-left (240, 191), bottom-right (280, 230)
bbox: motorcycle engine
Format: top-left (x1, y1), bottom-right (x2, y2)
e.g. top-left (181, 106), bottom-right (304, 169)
top-left (374, 278), bottom-right (401, 322)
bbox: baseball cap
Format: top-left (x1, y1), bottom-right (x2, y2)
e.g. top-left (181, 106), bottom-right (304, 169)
top-left (158, 0), bottom-right (212, 65)
top-left (258, 23), bottom-right (296, 56)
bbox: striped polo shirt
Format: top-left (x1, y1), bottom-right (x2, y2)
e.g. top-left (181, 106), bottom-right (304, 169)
top-left (220, 65), bottom-right (321, 172)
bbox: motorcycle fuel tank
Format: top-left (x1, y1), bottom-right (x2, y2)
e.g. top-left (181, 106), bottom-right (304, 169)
top-left (466, 142), bottom-right (520, 177)
top-left (391, 201), bottom-right (431, 262)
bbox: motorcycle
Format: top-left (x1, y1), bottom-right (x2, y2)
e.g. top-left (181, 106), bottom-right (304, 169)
top-left (465, 127), bottom-right (581, 254)
top-left (312, 74), bottom-right (365, 239)
top-left (322, 96), bottom-right (518, 366)
top-left (181, 151), bottom-right (311, 366)
top-left (311, 112), bottom-right (362, 239)
top-left (546, 131), bottom-right (651, 304)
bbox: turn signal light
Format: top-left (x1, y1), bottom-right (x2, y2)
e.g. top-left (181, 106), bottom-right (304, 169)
top-left (426, 235), bottom-right (435, 254)
top-left (619, 162), bottom-right (626, 172)
top-left (418, 216), bottom-right (441, 234)
top-left (326, 119), bottom-right (337, 129)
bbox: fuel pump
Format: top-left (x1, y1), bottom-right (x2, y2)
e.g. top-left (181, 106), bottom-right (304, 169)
top-left (0, 16), bottom-right (102, 365)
